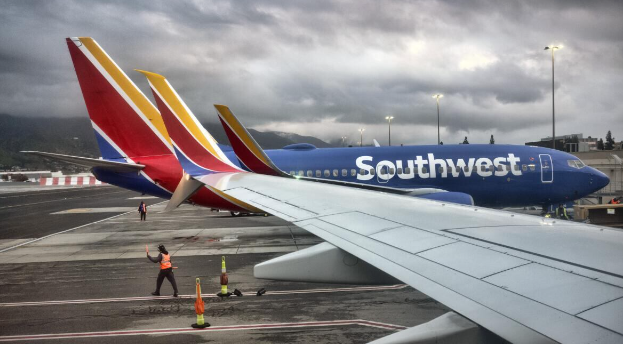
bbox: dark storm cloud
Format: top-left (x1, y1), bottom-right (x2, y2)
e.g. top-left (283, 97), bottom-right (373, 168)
top-left (0, 0), bottom-right (621, 144)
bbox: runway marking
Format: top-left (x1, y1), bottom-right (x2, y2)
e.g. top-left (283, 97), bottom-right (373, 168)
top-left (0, 284), bottom-right (407, 307)
top-left (0, 187), bottom-right (112, 199)
top-left (126, 196), bottom-right (159, 200)
top-left (0, 319), bottom-right (407, 341)
top-left (0, 201), bottom-right (167, 253)
top-left (0, 190), bottom-right (128, 210)
top-left (51, 207), bottom-right (136, 214)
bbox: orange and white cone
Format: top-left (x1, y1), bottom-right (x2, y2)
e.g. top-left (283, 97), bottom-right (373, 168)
top-left (217, 256), bottom-right (231, 297)
top-left (191, 278), bottom-right (210, 328)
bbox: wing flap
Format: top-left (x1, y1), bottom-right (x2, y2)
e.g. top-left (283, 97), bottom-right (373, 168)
top-left (483, 263), bottom-right (623, 315)
top-left (22, 151), bottom-right (144, 173)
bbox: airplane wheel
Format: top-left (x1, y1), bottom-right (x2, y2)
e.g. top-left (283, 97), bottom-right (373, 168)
top-left (230, 211), bottom-right (241, 217)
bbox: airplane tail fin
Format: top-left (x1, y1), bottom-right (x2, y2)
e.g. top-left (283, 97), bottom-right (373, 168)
top-left (66, 37), bottom-right (173, 161)
top-left (136, 70), bottom-right (242, 177)
top-left (214, 105), bottom-right (289, 177)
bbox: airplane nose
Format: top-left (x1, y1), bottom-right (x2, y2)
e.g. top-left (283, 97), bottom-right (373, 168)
top-left (590, 168), bottom-right (610, 191)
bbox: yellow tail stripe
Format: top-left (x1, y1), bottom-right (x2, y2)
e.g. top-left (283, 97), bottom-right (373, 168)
top-left (78, 38), bottom-right (171, 146)
top-left (214, 105), bottom-right (272, 167)
top-left (137, 70), bottom-right (223, 159)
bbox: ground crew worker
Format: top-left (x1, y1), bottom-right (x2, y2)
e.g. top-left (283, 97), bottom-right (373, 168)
top-left (148, 244), bottom-right (179, 297)
top-left (138, 201), bottom-right (147, 221)
top-left (608, 197), bottom-right (621, 204)
top-left (556, 204), bottom-right (569, 220)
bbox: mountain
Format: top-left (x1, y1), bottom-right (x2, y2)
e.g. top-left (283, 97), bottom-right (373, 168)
top-left (201, 122), bottom-right (334, 149)
top-left (0, 114), bottom-right (99, 172)
top-left (0, 114), bottom-right (334, 172)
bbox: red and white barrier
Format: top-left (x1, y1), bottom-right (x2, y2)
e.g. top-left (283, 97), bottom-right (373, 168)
top-left (39, 177), bottom-right (106, 186)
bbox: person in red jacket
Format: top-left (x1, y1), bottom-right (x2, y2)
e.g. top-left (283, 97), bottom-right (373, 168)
top-left (138, 201), bottom-right (147, 221)
top-left (147, 244), bottom-right (178, 297)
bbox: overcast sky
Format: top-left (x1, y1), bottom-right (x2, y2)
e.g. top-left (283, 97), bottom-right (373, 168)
top-left (1, 0), bottom-right (621, 146)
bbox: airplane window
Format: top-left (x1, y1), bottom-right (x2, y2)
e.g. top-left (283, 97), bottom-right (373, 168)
top-left (351, 169), bottom-right (356, 176)
top-left (389, 168), bottom-right (395, 174)
top-left (463, 166), bottom-right (469, 172)
top-left (316, 170), bottom-right (321, 177)
top-left (529, 164), bottom-right (536, 171)
top-left (333, 169), bottom-right (338, 177)
top-left (405, 167), bottom-right (410, 174)
top-left (567, 160), bottom-right (586, 169)
top-left (422, 167), bottom-right (428, 174)
top-left (324, 170), bottom-right (330, 177)
top-left (397, 167), bottom-right (403, 174)
top-left (342, 169), bottom-right (347, 177)
top-left (307, 170), bottom-right (312, 177)
top-left (298, 170), bottom-right (304, 176)
top-left (439, 167), bottom-right (444, 174)
top-left (522, 164), bottom-right (527, 172)
top-left (513, 165), bottom-right (520, 171)
top-left (370, 168), bottom-right (375, 176)
top-left (290, 171), bottom-right (295, 176)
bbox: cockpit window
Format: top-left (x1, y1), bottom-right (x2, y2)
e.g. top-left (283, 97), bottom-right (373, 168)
top-left (567, 160), bottom-right (586, 169)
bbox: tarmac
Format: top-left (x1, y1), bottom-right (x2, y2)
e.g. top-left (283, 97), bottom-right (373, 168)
top-left (0, 184), bottom-right (450, 343)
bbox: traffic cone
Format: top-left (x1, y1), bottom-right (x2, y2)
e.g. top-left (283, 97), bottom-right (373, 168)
top-left (217, 256), bottom-right (232, 297)
top-left (191, 278), bottom-right (210, 328)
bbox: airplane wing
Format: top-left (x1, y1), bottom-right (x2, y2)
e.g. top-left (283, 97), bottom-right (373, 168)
top-left (373, 139), bottom-right (381, 147)
top-left (196, 171), bottom-right (623, 343)
top-left (22, 151), bottom-right (144, 173)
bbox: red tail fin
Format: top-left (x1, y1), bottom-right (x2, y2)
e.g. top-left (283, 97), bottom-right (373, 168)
top-left (66, 37), bottom-right (172, 160)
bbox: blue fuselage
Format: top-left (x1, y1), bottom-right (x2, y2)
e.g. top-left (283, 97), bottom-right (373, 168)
top-left (225, 144), bottom-right (608, 208)
top-left (95, 143), bottom-right (609, 209)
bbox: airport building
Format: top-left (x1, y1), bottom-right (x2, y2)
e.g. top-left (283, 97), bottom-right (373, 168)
top-left (526, 133), bottom-right (600, 152)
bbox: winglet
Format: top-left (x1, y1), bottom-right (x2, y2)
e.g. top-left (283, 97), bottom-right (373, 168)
top-left (136, 70), bottom-right (242, 177)
top-left (214, 105), bottom-right (289, 177)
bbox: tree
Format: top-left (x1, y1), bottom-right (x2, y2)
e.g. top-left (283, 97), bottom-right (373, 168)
top-left (489, 135), bottom-right (495, 144)
top-left (462, 136), bottom-right (469, 144)
top-left (605, 131), bottom-right (615, 150)
top-left (597, 138), bottom-right (604, 150)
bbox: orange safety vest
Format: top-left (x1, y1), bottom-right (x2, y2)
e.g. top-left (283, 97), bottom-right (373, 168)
top-left (160, 254), bottom-right (172, 269)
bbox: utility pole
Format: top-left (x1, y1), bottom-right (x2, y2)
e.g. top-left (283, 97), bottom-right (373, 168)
top-left (385, 116), bottom-right (394, 146)
top-left (432, 94), bottom-right (443, 145)
top-left (544, 45), bottom-right (561, 150)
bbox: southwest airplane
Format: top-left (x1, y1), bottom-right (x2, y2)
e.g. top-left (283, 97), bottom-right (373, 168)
top-left (137, 68), bottom-right (608, 209)
top-left (160, 104), bottom-right (623, 343)
top-left (25, 37), bottom-right (608, 213)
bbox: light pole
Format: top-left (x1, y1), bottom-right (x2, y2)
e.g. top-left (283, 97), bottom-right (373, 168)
top-left (544, 45), bottom-right (561, 150)
top-left (385, 116), bottom-right (394, 146)
top-left (358, 128), bottom-right (365, 147)
top-left (432, 94), bottom-right (443, 145)
top-left (341, 136), bottom-right (347, 147)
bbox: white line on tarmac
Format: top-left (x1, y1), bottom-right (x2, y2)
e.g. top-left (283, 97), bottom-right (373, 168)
top-left (0, 285), bottom-right (408, 307)
top-left (0, 319), bottom-right (407, 342)
top-left (0, 201), bottom-right (167, 253)
top-left (0, 190), bottom-right (127, 210)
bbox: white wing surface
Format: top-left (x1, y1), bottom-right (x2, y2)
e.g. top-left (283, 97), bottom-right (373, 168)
top-left (198, 172), bottom-right (623, 344)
